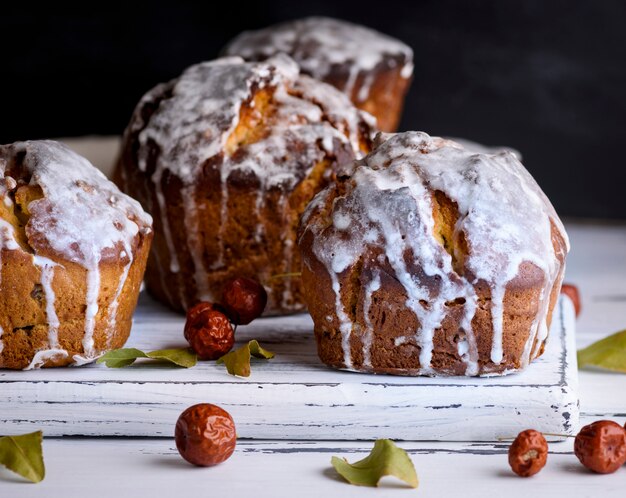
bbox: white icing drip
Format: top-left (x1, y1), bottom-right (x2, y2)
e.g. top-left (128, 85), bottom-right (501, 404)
top-left (253, 190), bottom-right (266, 243)
top-left (330, 271), bottom-right (353, 369)
top-left (126, 54), bottom-right (370, 309)
top-left (32, 256), bottom-right (61, 349)
top-left (224, 17), bottom-right (414, 104)
top-left (140, 173), bottom-right (173, 307)
top-left (153, 172), bottom-right (179, 273)
top-left (356, 72), bottom-right (376, 103)
top-left (106, 242), bottom-right (133, 349)
top-left (153, 175), bottom-right (187, 309)
top-left (526, 268), bottom-right (564, 364)
top-left (489, 284), bottom-right (506, 364)
top-left (400, 61), bottom-right (414, 79)
top-left (211, 169), bottom-right (229, 270)
top-left (24, 349), bottom-right (69, 370)
top-left (362, 272), bottom-right (381, 368)
top-left (82, 264), bottom-right (101, 357)
top-left (182, 185), bottom-right (211, 300)
top-left (458, 292), bottom-right (479, 376)
top-left (300, 131), bottom-right (568, 375)
top-left (343, 68), bottom-right (359, 101)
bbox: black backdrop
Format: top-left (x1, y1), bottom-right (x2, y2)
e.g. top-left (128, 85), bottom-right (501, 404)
top-left (2, 1), bottom-right (625, 218)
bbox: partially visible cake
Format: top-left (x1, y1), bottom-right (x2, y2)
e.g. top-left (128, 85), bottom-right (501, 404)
top-left (223, 17), bottom-right (413, 132)
top-left (116, 54), bottom-right (375, 315)
top-left (0, 141), bottom-right (153, 369)
top-left (298, 131), bottom-right (568, 376)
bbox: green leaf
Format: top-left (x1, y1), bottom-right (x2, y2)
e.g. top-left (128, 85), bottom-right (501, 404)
top-left (0, 431), bottom-right (45, 483)
top-left (249, 339), bottom-right (275, 360)
top-left (146, 348), bottom-right (197, 368)
top-left (577, 329), bottom-right (626, 373)
top-left (217, 340), bottom-right (275, 377)
top-left (96, 348), bottom-right (197, 368)
top-left (96, 348), bottom-right (147, 368)
top-left (331, 439), bottom-right (418, 488)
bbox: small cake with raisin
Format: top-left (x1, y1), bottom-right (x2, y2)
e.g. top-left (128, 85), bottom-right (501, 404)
top-left (0, 141), bottom-right (152, 369)
top-left (116, 54), bottom-right (375, 315)
top-left (223, 17), bottom-right (413, 132)
top-left (298, 131), bottom-right (568, 376)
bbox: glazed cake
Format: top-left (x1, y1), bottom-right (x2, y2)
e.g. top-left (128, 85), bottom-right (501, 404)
top-left (0, 141), bottom-right (152, 369)
top-left (298, 132), bottom-right (568, 376)
top-left (116, 54), bottom-right (375, 315)
top-left (223, 17), bottom-right (413, 132)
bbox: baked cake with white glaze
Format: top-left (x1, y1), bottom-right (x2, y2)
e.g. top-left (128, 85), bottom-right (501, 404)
top-left (298, 131), bottom-right (568, 376)
top-left (116, 54), bottom-right (375, 315)
top-left (0, 141), bottom-right (152, 369)
top-left (223, 17), bottom-right (413, 132)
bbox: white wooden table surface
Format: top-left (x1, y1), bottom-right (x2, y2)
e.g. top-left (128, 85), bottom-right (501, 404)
top-left (1, 138), bottom-right (625, 496)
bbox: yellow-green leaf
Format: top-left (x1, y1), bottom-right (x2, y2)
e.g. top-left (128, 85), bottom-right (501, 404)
top-left (0, 431), bottom-right (45, 483)
top-left (249, 340), bottom-right (275, 360)
top-left (578, 329), bottom-right (626, 373)
top-left (96, 348), bottom-right (197, 368)
top-left (146, 348), bottom-right (197, 368)
top-left (217, 340), bottom-right (275, 377)
top-left (331, 439), bottom-right (418, 488)
top-left (96, 348), bottom-right (147, 368)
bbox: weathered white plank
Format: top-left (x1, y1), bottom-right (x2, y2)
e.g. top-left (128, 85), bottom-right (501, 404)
top-left (2, 436), bottom-right (625, 498)
top-left (0, 296), bottom-right (578, 440)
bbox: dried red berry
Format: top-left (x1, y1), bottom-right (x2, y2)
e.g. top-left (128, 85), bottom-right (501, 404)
top-left (560, 283), bottom-right (581, 317)
top-left (508, 429), bottom-right (548, 477)
top-left (221, 277), bottom-right (267, 325)
top-left (185, 302), bottom-right (222, 329)
top-left (175, 403), bottom-right (236, 466)
top-left (574, 420), bottom-right (626, 474)
top-left (184, 303), bottom-right (234, 360)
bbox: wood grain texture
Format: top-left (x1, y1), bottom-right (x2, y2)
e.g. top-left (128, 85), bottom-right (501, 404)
top-left (0, 294), bottom-right (578, 440)
top-left (2, 432), bottom-right (625, 498)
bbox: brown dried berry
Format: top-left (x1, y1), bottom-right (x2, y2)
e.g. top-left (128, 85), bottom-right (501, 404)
top-left (184, 303), bottom-right (234, 360)
top-left (175, 403), bottom-right (236, 466)
top-left (221, 277), bottom-right (268, 325)
top-left (508, 429), bottom-right (548, 477)
top-left (574, 420), bottom-right (626, 474)
top-left (560, 283), bottom-right (581, 317)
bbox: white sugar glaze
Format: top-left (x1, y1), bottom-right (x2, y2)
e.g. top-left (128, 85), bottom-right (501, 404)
top-left (300, 131), bottom-right (569, 376)
top-left (0, 141), bottom-right (152, 369)
top-left (32, 256), bottom-right (60, 349)
top-left (224, 17), bottom-right (414, 103)
top-left (127, 54), bottom-right (370, 309)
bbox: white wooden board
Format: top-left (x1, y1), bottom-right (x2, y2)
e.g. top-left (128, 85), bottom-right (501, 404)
top-left (0, 295), bottom-right (578, 441)
top-left (7, 434), bottom-right (625, 498)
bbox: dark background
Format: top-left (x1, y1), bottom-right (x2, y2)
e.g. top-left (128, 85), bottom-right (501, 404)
top-left (2, 1), bottom-right (625, 218)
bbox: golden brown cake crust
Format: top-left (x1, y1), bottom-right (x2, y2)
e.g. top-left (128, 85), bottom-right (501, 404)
top-left (222, 17), bottom-right (414, 132)
top-left (116, 55), bottom-right (375, 315)
top-left (298, 132), bottom-right (568, 376)
top-left (0, 141), bottom-right (152, 369)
